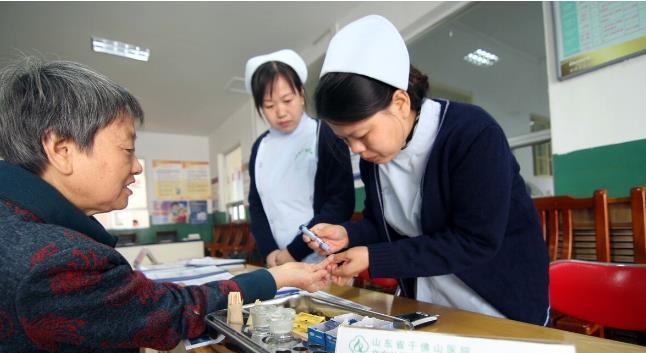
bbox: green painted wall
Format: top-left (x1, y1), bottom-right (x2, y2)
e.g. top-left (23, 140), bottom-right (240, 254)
top-left (553, 138), bottom-right (646, 197)
top-left (355, 187), bottom-right (366, 212)
top-left (111, 212), bottom-right (229, 244)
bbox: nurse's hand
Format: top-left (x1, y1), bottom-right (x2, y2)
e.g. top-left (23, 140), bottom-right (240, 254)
top-left (327, 246), bottom-right (369, 285)
top-left (268, 259), bottom-right (331, 292)
top-left (302, 223), bottom-right (349, 255)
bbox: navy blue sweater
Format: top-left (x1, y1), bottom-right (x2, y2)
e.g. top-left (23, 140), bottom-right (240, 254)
top-left (0, 161), bottom-right (276, 352)
top-left (249, 121), bottom-right (355, 261)
top-left (344, 99), bottom-right (549, 325)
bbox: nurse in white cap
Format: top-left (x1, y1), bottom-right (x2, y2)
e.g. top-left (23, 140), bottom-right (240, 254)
top-left (304, 15), bottom-right (549, 325)
top-left (245, 49), bottom-right (355, 267)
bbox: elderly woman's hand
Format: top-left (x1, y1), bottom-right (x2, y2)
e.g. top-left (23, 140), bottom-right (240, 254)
top-left (268, 258), bottom-right (331, 292)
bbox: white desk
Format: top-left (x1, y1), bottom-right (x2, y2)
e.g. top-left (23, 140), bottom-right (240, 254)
top-left (116, 240), bottom-right (204, 267)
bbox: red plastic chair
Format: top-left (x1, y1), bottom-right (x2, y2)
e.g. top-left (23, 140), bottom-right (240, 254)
top-left (550, 260), bottom-right (646, 331)
top-left (354, 270), bottom-right (399, 294)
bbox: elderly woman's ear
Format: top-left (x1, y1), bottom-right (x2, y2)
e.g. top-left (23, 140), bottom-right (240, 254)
top-left (41, 130), bottom-right (75, 176)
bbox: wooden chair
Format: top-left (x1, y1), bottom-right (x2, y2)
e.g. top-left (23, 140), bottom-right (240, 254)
top-left (216, 223), bottom-right (245, 258)
top-left (534, 189), bottom-right (610, 262)
top-left (206, 224), bottom-right (234, 257)
top-left (205, 224), bottom-right (226, 256)
top-left (630, 186), bottom-right (646, 263)
top-left (534, 189), bottom-right (611, 336)
top-left (228, 224), bottom-right (257, 262)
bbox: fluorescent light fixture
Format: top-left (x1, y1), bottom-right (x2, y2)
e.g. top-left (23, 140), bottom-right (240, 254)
top-left (463, 49), bottom-right (499, 67)
top-left (92, 37), bottom-right (150, 62)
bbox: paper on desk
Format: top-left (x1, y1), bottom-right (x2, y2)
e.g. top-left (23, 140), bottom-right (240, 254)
top-left (136, 260), bottom-right (189, 272)
top-left (187, 257), bottom-right (245, 267)
top-left (177, 272), bottom-right (233, 286)
top-left (183, 333), bottom-right (225, 350)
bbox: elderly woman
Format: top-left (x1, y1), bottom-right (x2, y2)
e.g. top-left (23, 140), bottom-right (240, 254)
top-left (0, 58), bottom-right (329, 352)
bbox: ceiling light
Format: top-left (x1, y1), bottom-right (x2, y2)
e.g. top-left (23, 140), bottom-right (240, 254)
top-left (463, 49), bottom-right (499, 67)
top-left (92, 37), bottom-right (150, 62)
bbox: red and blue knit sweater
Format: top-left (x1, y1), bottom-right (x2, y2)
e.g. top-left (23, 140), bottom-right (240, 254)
top-left (0, 161), bottom-right (276, 352)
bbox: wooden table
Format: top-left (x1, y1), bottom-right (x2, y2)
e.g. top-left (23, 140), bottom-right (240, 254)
top-left (193, 269), bottom-right (645, 353)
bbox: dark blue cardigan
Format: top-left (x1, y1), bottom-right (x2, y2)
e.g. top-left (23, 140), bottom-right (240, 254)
top-left (344, 99), bottom-right (549, 325)
top-left (249, 121), bottom-right (355, 261)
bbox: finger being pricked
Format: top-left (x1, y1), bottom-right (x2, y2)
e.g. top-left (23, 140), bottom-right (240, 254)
top-left (313, 256), bottom-right (332, 271)
top-left (308, 268), bottom-right (332, 291)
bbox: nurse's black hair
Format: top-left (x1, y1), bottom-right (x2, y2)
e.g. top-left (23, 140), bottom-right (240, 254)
top-left (315, 65), bottom-right (429, 124)
top-left (250, 61), bottom-right (305, 117)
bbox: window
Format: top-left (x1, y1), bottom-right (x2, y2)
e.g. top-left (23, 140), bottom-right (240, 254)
top-left (223, 146), bottom-right (245, 221)
top-left (531, 115), bottom-right (552, 176)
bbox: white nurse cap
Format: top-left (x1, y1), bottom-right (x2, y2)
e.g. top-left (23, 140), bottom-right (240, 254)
top-left (320, 15), bottom-right (410, 90)
top-left (244, 49), bottom-right (308, 93)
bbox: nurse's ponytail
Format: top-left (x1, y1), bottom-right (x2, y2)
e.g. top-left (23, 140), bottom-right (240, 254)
top-left (408, 66), bottom-right (430, 115)
top-left (315, 65), bottom-right (429, 124)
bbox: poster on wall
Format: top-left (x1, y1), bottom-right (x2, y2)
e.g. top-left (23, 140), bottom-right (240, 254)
top-left (152, 200), bottom-right (189, 224)
top-left (211, 177), bottom-right (220, 211)
top-left (153, 160), bottom-right (184, 200)
top-left (552, 2), bottom-right (646, 80)
top-left (183, 161), bottom-right (212, 200)
top-left (189, 200), bottom-right (209, 224)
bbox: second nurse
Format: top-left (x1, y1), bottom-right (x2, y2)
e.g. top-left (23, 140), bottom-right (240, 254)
top-left (245, 49), bottom-right (355, 266)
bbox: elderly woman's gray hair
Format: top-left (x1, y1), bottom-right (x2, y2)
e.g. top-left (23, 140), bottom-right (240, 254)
top-left (0, 57), bottom-right (143, 175)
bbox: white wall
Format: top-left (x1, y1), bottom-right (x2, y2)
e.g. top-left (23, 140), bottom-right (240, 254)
top-left (408, 3), bottom-right (553, 195)
top-left (542, 2), bottom-right (646, 156)
top-left (208, 100), bottom-right (267, 211)
top-left (208, 2), bottom-right (470, 168)
top-left (135, 131), bottom-right (210, 212)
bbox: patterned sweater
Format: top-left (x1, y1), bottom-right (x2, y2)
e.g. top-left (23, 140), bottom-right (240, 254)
top-left (0, 161), bottom-right (276, 352)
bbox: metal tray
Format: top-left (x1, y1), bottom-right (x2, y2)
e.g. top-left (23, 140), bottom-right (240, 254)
top-left (205, 292), bottom-right (413, 353)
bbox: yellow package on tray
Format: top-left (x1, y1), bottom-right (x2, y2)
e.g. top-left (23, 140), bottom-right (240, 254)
top-left (292, 312), bottom-right (325, 340)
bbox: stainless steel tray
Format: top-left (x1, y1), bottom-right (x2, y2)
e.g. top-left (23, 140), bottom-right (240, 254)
top-left (205, 292), bottom-right (413, 353)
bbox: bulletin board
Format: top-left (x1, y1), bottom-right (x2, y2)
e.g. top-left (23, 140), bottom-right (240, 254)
top-left (151, 160), bottom-right (211, 225)
top-left (552, 2), bottom-right (646, 80)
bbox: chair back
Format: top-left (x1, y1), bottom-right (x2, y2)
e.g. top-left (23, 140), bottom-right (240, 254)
top-left (550, 260), bottom-right (646, 331)
top-left (534, 189), bottom-right (610, 261)
top-left (630, 187), bottom-right (646, 263)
